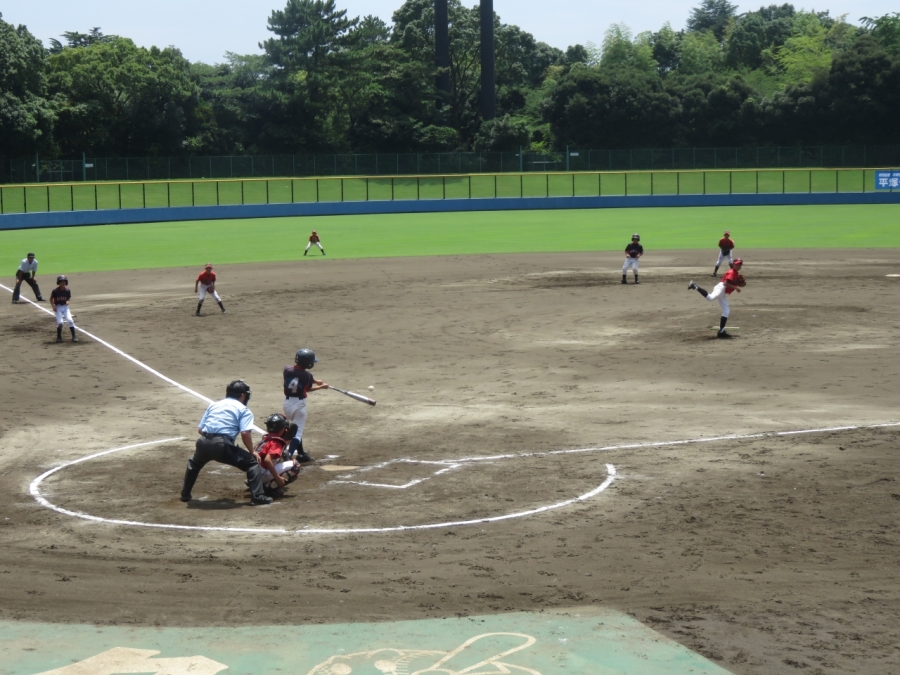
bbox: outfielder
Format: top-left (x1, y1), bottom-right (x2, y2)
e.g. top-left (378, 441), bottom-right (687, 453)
top-left (712, 230), bottom-right (735, 276)
top-left (304, 230), bottom-right (325, 256)
top-left (688, 258), bottom-right (746, 339)
top-left (50, 275), bottom-right (78, 343)
top-left (282, 348), bottom-right (329, 463)
top-left (181, 379), bottom-right (273, 506)
top-left (621, 234), bottom-right (643, 284)
top-left (194, 263), bottom-right (226, 316)
top-left (12, 252), bottom-right (44, 303)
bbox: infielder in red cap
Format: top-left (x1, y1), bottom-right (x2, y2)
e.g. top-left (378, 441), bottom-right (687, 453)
top-left (712, 230), bottom-right (735, 276)
top-left (688, 258), bottom-right (746, 339)
top-left (194, 263), bottom-right (226, 316)
top-left (304, 230), bottom-right (325, 256)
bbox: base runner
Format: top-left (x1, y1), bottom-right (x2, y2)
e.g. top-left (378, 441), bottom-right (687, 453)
top-left (712, 230), bottom-right (735, 276)
top-left (50, 275), bottom-right (78, 343)
top-left (688, 258), bottom-right (746, 339)
top-left (621, 234), bottom-right (643, 284)
top-left (194, 263), bottom-right (226, 316)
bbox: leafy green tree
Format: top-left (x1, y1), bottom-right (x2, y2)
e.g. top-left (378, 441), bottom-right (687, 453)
top-left (861, 12), bottom-right (900, 55)
top-left (650, 23), bottom-right (682, 76)
top-left (472, 113), bottom-right (529, 150)
top-left (679, 30), bottom-right (724, 75)
top-left (48, 27), bottom-right (117, 54)
top-left (48, 37), bottom-right (202, 156)
top-left (0, 13), bottom-right (56, 156)
top-left (725, 4), bottom-right (796, 69)
top-left (599, 24), bottom-right (657, 74)
top-left (686, 0), bottom-right (738, 41)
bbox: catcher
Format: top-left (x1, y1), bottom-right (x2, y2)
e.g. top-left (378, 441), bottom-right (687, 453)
top-left (687, 258), bottom-right (746, 339)
top-left (12, 252), bottom-right (44, 303)
top-left (256, 414), bottom-right (302, 498)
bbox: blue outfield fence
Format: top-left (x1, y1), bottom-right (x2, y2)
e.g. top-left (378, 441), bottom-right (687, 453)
top-left (4, 145), bottom-right (900, 184)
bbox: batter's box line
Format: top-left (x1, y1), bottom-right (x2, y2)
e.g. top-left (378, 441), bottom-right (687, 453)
top-left (330, 458), bottom-right (463, 489)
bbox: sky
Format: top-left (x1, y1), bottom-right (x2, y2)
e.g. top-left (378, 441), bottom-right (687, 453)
top-left (4, 0), bottom-right (896, 64)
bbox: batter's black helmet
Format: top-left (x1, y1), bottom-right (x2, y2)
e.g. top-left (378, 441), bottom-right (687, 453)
top-left (294, 348), bottom-right (317, 368)
top-left (57, 275), bottom-right (68, 284)
top-left (225, 379), bottom-right (252, 401)
top-left (265, 413), bottom-right (288, 433)
top-left (631, 233), bottom-right (640, 241)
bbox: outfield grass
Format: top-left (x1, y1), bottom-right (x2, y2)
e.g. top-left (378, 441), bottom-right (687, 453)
top-left (1, 204), bottom-right (897, 274)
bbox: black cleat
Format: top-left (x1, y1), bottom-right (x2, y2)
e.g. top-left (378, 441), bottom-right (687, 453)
top-left (295, 451), bottom-right (315, 464)
top-left (250, 494), bottom-right (274, 506)
top-left (180, 494), bottom-right (192, 502)
top-left (72, 337), bottom-right (79, 343)
top-left (688, 281), bottom-right (697, 290)
top-left (56, 337), bottom-right (63, 343)
top-left (717, 331), bottom-right (732, 339)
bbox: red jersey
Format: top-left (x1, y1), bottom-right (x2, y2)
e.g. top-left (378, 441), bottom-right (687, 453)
top-left (718, 237), bottom-right (734, 251)
top-left (196, 270), bottom-right (216, 285)
top-left (722, 268), bottom-right (741, 294)
top-left (309, 233), bottom-right (320, 243)
top-left (257, 433), bottom-right (287, 460)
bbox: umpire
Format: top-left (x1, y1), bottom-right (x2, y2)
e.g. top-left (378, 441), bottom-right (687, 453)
top-left (181, 379), bottom-right (273, 505)
top-left (12, 252), bottom-right (44, 303)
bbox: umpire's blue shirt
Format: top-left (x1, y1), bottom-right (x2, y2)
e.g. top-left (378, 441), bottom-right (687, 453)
top-left (198, 398), bottom-right (254, 440)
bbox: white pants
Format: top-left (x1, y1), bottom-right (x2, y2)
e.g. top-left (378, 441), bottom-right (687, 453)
top-left (305, 242), bottom-right (324, 252)
top-left (715, 250), bottom-right (734, 267)
top-left (622, 258), bottom-right (639, 274)
top-left (55, 305), bottom-right (76, 327)
top-left (261, 460), bottom-right (298, 488)
top-left (198, 283), bottom-right (221, 302)
top-left (283, 397), bottom-right (308, 440)
top-left (704, 282), bottom-right (731, 317)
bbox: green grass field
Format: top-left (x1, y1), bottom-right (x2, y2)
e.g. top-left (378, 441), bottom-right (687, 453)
top-left (1, 204), bottom-right (898, 274)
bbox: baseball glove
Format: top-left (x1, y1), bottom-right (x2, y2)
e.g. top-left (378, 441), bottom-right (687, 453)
top-left (736, 274), bottom-right (747, 287)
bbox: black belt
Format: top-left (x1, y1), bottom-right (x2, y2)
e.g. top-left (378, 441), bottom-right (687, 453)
top-left (285, 396), bottom-right (305, 399)
top-left (202, 432), bottom-right (234, 442)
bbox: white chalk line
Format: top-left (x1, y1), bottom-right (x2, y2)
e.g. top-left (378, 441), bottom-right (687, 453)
top-left (8, 283), bottom-right (900, 534)
top-left (28, 437), bottom-right (617, 534)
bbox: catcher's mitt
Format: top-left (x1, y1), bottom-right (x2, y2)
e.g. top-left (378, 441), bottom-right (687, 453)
top-left (736, 273), bottom-right (747, 287)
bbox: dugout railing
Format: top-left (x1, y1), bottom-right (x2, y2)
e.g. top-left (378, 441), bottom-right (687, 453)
top-left (0, 168), bottom-right (894, 215)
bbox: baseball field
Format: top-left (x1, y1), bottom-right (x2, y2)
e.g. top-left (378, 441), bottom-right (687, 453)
top-left (1, 203), bottom-right (899, 674)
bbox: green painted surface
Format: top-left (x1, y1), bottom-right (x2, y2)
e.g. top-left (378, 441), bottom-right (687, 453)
top-left (0, 610), bottom-right (732, 674)
top-left (0, 204), bottom-right (898, 275)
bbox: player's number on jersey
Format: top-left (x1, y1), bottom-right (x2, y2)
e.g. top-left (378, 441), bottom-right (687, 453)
top-left (287, 377), bottom-right (300, 394)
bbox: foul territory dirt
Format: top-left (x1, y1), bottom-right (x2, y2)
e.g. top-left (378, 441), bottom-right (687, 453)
top-left (1, 248), bottom-right (899, 675)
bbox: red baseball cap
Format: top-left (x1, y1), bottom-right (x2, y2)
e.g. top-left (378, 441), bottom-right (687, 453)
top-left (724, 230), bottom-right (730, 235)
top-left (733, 258), bottom-right (743, 265)
top-left (204, 263), bottom-right (213, 268)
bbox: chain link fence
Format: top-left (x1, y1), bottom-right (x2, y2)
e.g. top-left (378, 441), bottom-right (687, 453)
top-left (3, 145), bottom-right (899, 185)
top-left (0, 169), bottom-right (891, 215)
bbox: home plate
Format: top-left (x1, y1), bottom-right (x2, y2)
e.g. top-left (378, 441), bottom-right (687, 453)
top-left (319, 465), bottom-right (362, 472)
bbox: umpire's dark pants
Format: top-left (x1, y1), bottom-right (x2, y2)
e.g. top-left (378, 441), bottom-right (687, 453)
top-left (12, 275), bottom-right (42, 302)
top-left (181, 435), bottom-right (266, 501)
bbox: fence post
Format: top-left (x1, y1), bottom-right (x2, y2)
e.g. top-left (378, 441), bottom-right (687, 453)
top-left (366, 177), bottom-right (369, 201)
top-left (0, 187), bottom-right (3, 214)
top-left (417, 176), bottom-right (420, 200)
top-left (167, 182), bottom-right (170, 207)
top-left (676, 171), bottom-right (679, 195)
top-left (468, 175), bottom-right (471, 199)
top-left (241, 180), bottom-right (244, 204)
top-left (341, 178), bottom-right (344, 202)
top-left (442, 176), bottom-right (446, 199)
top-left (729, 171), bottom-right (732, 194)
top-left (703, 172), bottom-right (706, 195)
top-left (566, 145), bottom-right (570, 172)
top-left (35, 154), bottom-right (40, 183)
top-left (82, 153), bottom-right (86, 182)
top-left (95, 183), bottom-right (98, 210)
top-left (191, 182), bottom-right (195, 206)
top-left (118, 183), bottom-right (122, 209)
top-left (625, 172), bottom-right (628, 196)
top-left (756, 171), bottom-right (759, 193)
top-left (519, 147), bottom-right (523, 173)
top-left (143, 182), bottom-right (146, 208)
top-left (782, 171), bottom-right (785, 193)
top-left (216, 181), bottom-right (220, 205)
top-left (392, 177), bottom-right (395, 201)
top-left (46, 185), bottom-right (49, 212)
top-left (266, 180), bottom-right (270, 204)
top-left (493, 174), bottom-right (497, 198)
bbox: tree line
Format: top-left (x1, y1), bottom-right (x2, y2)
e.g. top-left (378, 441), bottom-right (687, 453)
top-left (1, 1), bottom-right (898, 159)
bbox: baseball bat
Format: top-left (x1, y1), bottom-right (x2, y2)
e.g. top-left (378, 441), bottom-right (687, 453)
top-left (329, 386), bottom-right (376, 406)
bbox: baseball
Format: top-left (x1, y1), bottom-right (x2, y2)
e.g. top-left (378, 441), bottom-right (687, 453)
top-left (368, 386), bottom-right (374, 391)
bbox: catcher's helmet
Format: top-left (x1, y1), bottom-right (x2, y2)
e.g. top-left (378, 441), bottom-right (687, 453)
top-left (57, 275), bottom-right (68, 284)
top-left (225, 379), bottom-right (252, 401)
top-left (294, 348), bottom-right (317, 368)
top-left (631, 233), bottom-right (640, 241)
top-left (733, 257), bottom-right (743, 265)
top-left (265, 413), bottom-right (288, 433)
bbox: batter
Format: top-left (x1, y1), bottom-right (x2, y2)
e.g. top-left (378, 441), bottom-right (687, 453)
top-left (282, 348), bottom-right (329, 463)
top-left (688, 258), bottom-right (745, 339)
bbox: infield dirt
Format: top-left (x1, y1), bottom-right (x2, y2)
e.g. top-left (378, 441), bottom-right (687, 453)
top-left (1, 248), bottom-right (899, 675)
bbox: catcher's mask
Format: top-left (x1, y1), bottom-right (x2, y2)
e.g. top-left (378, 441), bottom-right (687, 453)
top-left (265, 413), bottom-right (289, 433)
top-left (226, 379), bottom-right (252, 401)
